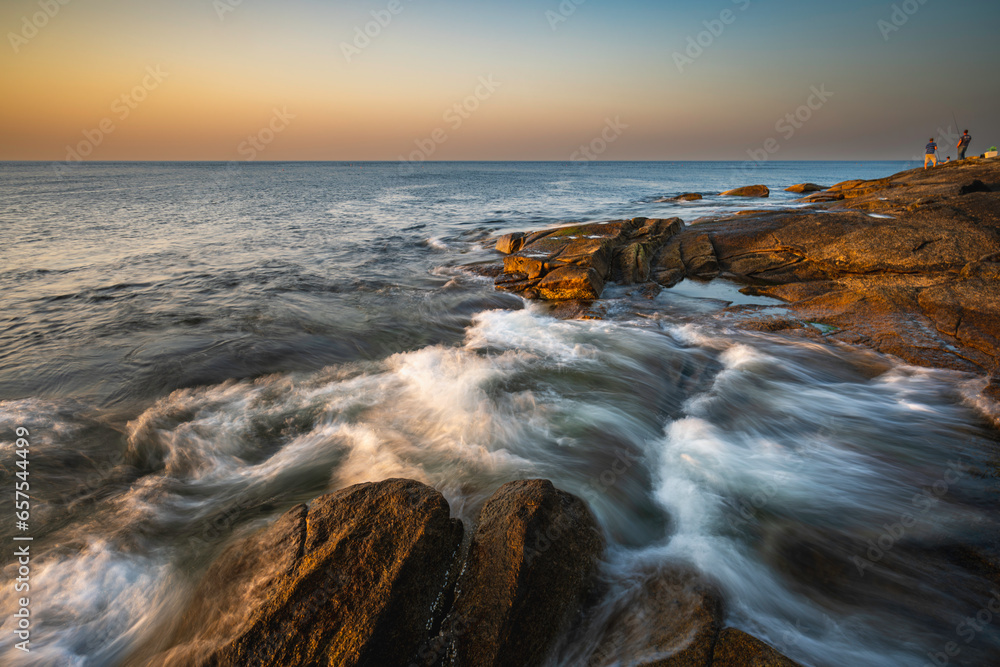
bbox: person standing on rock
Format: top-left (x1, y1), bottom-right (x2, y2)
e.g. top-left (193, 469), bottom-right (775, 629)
top-left (957, 130), bottom-right (972, 160)
top-left (925, 138), bottom-right (938, 169)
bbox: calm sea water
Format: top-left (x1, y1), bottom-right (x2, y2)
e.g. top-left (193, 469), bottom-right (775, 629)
top-left (1, 161), bottom-right (998, 666)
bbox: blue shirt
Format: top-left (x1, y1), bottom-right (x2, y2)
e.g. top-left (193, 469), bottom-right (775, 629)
top-left (926, 142), bottom-right (937, 154)
top-left (959, 134), bottom-right (971, 147)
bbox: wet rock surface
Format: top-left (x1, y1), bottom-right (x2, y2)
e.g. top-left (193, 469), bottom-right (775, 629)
top-left (489, 217), bottom-right (683, 300)
top-left (145, 477), bottom-right (811, 667)
top-left (585, 567), bottom-right (723, 667)
top-left (147, 479), bottom-right (463, 667)
top-left (680, 160), bottom-right (1000, 371)
top-left (446, 479), bottom-right (605, 667)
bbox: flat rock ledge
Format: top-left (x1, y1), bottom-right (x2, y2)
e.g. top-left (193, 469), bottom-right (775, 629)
top-left (140, 478), bottom-right (800, 667)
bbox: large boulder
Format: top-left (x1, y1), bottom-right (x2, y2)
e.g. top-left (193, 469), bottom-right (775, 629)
top-left (148, 479), bottom-right (463, 667)
top-left (446, 479), bottom-right (605, 667)
top-left (720, 185), bottom-right (770, 198)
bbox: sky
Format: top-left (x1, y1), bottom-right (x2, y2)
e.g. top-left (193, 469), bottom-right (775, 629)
top-left (2, 0), bottom-right (999, 161)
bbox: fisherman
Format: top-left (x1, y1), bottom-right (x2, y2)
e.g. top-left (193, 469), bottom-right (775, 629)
top-left (924, 138), bottom-right (938, 169)
top-left (957, 130), bottom-right (972, 160)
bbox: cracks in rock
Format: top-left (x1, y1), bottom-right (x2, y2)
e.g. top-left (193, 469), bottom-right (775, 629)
top-left (912, 238), bottom-right (942, 253)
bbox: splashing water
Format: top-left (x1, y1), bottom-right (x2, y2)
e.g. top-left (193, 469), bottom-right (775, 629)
top-left (3, 307), bottom-right (998, 666)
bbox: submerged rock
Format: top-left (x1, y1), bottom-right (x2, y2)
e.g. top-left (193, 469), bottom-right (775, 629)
top-left (148, 479), bottom-right (463, 667)
top-left (585, 567), bottom-right (723, 667)
top-left (720, 185), bottom-right (770, 198)
top-left (446, 479), bottom-right (605, 667)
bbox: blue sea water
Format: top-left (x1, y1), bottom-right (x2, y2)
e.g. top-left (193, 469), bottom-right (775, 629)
top-left (1, 161), bottom-right (998, 666)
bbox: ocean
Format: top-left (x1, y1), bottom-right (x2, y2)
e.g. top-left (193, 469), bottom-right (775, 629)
top-left (2, 161), bottom-right (998, 666)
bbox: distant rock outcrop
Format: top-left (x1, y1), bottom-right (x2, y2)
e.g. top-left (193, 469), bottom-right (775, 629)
top-left (784, 183), bottom-right (826, 193)
top-left (720, 185), bottom-right (770, 197)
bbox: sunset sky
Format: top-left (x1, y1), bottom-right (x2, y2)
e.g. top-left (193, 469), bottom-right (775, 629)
top-left (2, 0), bottom-right (998, 161)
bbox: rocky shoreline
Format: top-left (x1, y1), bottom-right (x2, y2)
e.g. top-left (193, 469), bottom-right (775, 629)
top-left (135, 161), bottom-right (999, 666)
top-left (140, 478), bottom-right (802, 666)
top-left (479, 159), bottom-right (1000, 384)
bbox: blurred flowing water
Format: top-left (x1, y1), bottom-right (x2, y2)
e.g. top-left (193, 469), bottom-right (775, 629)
top-left (1, 161), bottom-right (998, 666)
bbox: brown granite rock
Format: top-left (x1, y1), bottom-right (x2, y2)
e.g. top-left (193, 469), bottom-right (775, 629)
top-left (491, 218), bottom-right (683, 301)
top-left (721, 185), bottom-right (770, 198)
top-left (985, 376), bottom-right (1000, 402)
top-left (680, 233), bottom-right (720, 279)
top-left (146, 479), bottom-right (463, 667)
top-left (798, 191), bottom-right (844, 203)
top-left (537, 265), bottom-right (605, 300)
top-left (496, 232), bottom-right (527, 254)
top-left (447, 479), bottom-right (605, 667)
top-left (785, 183), bottom-right (826, 193)
top-left (918, 279), bottom-right (1000, 360)
top-left (711, 628), bottom-right (803, 667)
